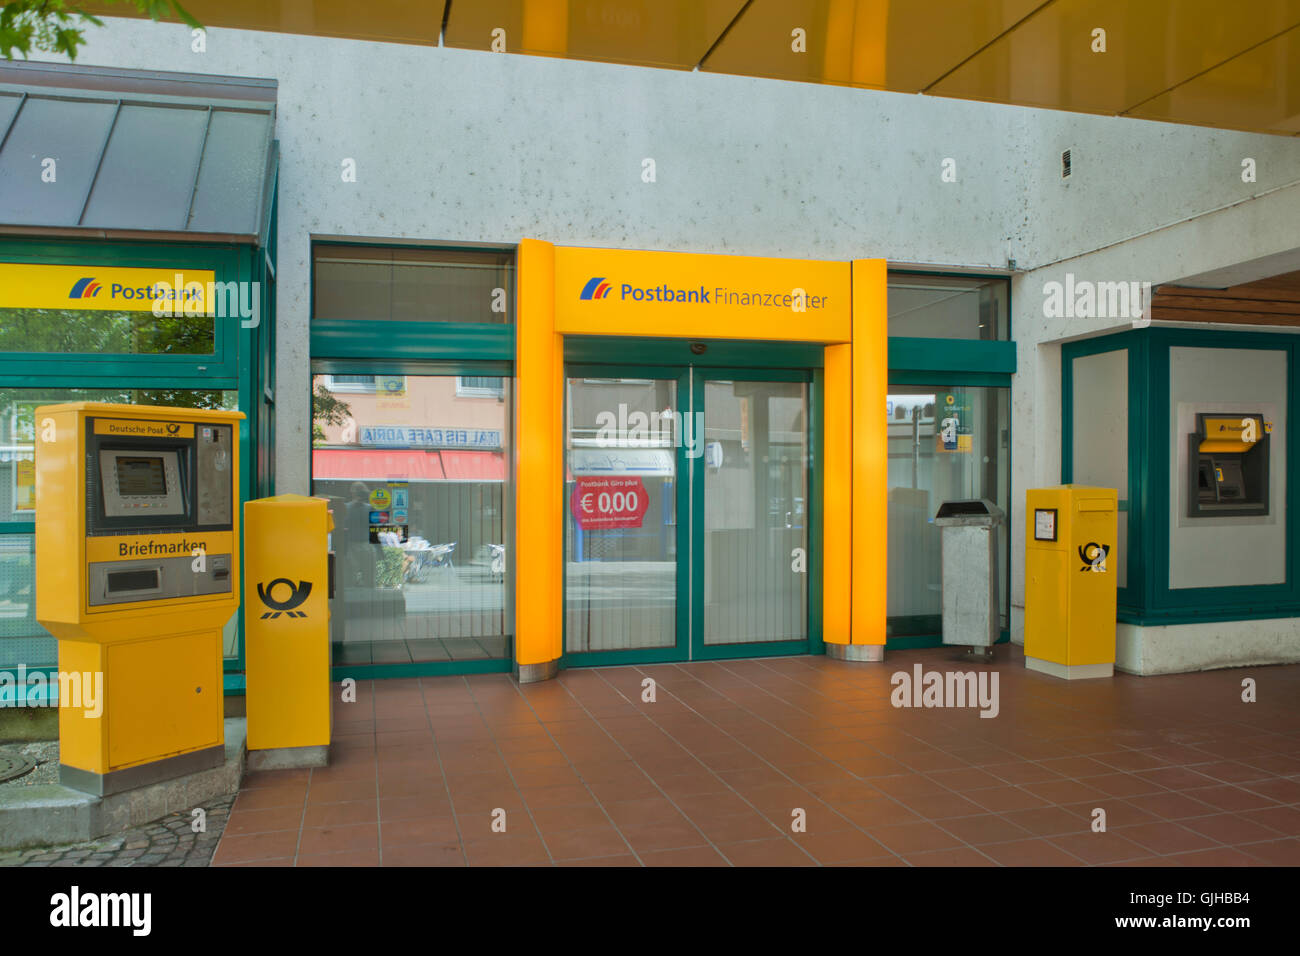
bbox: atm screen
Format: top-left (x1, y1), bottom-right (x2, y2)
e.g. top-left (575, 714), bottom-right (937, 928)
top-left (98, 447), bottom-right (185, 519)
top-left (116, 457), bottom-right (167, 496)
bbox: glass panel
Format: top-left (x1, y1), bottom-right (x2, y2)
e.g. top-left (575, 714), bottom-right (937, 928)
top-left (0, 387), bottom-right (238, 669)
top-left (187, 109), bottom-right (271, 235)
top-left (81, 104), bottom-right (209, 231)
top-left (0, 303), bottom-right (216, 354)
top-left (886, 386), bottom-right (1011, 636)
top-left (313, 245), bottom-right (514, 323)
top-left (311, 373), bottom-right (512, 664)
top-left (1072, 349), bottom-right (1129, 588)
top-left (0, 97), bottom-right (117, 226)
top-left (703, 380), bottom-right (808, 645)
top-left (565, 378), bottom-right (678, 654)
top-left (887, 274), bottom-right (1008, 340)
top-left (0, 535), bottom-right (51, 668)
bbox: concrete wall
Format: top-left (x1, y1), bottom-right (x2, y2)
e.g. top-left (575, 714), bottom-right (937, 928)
top-left (33, 19), bottom-right (1300, 661)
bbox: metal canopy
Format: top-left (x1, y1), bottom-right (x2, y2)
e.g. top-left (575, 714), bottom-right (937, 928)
top-left (0, 61), bottom-right (277, 243)
top-left (87, 0), bottom-right (1300, 136)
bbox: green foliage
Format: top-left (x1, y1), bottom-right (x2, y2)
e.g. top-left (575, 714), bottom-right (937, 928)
top-left (0, 1), bottom-right (202, 61)
top-left (0, 307), bottom-right (214, 354)
top-left (312, 384), bottom-right (352, 445)
top-left (376, 546), bottom-right (406, 589)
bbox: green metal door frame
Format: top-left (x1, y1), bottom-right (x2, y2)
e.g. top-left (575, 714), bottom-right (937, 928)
top-left (690, 366), bottom-right (819, 661)
top-left (560, 350), bottom-right (823, 668)
top-left (306, 359), bottom-right (517, 680)
top-left (559, 363), bottom-right (693, 667)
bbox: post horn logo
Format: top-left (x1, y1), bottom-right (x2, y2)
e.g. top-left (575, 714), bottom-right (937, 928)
top-left (1078, 542), bottom-right (1110, 572)
top-left (257, 578), bottom-right (312, 618)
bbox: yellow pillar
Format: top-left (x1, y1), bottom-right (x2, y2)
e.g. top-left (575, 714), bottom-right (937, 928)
top-left (842, 258), bottom-right (888, 659)
top-left (823, 343), bottom-right (853, 645)
top-left (515, 239), bottom-right (562, 680)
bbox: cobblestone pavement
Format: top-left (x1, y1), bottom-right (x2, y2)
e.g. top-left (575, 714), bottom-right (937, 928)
top-left (0, 795), bottom-right (233, 867)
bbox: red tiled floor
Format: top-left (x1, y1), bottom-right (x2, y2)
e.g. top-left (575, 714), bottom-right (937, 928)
top-left (213, 648), bottom-right (1300, 866)
top-left (981, 838), bottom-right (1085, 866)
top-left (719, 837), bottom-right (818, 866)
top-left (1115, 822), bottom-right (1219, 856)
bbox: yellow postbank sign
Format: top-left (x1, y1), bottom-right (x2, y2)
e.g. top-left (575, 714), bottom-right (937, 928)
top-left (0, 263), bottom-right (216, 312)
top-left (554, 246), bottom-right (852, 342)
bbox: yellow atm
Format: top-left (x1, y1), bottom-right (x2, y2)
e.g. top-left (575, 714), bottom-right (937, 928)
top-left (243, 494), bottom-right (333, 768)
top-left (35, 403), bottom-right (243, 795)
top-left (1024, 485), bottom-right (1118, 680)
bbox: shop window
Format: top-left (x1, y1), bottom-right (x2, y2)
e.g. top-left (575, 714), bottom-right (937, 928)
top-left (456, 376), bottom-right (505, 398)
top-left (887, 274), bottom-right (1008, 340)
top-left (324, 375), bottom-right (379, 393)
top-left (885, 385), bottom-right (1011, 637)
top-left (0, 305), bottom-right (215, 354)
top-left (310, 372), bottom-right (512, 665)
top-left (313, 244), bottom-right (514, 324)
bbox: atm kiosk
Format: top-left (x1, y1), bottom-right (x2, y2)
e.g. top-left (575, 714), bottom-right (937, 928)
top-left (1188, 412), bottom-right (1269, 518)
top-left (35, 403), bottom-right (243, 796)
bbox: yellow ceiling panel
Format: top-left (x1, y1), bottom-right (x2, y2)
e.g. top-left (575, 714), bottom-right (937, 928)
top-left (63, 0), bottom-right (1300, 136)
top-left (81, 0), bottom-right (448, 45)
top-left (701, 0), bottom-right (1043, 91)
top-left (931, 0), bottom-right (1300, 116)
top-left (1127, 24), bottom-right (1300, 134)
top-left (443, 1), bottom-right (747, 70)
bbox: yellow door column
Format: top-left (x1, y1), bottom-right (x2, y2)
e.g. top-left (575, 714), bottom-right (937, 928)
top-left (515, 238), bottom-right (563, 681)
top-left (822, 343), bottom-right (853, 645)
top-left (826, 258), bottom-right (888, 661)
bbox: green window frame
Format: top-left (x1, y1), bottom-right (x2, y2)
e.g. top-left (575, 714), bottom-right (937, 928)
top-left (1063, 326), bottom-right (1299, 625)
top-left (0, 236), bottom-right (272, 686)
top-left (308, 240), bottom-right (519, 679)
top-left (885, 270), bottom-right (1015, 649)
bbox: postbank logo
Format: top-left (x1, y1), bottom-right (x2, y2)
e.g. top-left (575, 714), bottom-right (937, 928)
top-left (579, 277), bottom-right (613, 300)
top-left (0, 263), bottom-right (215, 312)
top-left (68, 277), bottom-right (103, 299)
top-left (554, 245), bottom-right (853, 343)
top-left (92, 419), bottom-right (194, 439)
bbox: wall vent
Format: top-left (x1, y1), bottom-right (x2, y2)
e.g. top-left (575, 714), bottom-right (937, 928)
top-left (1062, 149), bottom-right (1073, 179)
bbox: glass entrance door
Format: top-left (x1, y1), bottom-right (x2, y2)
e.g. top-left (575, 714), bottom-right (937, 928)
top-left (564, 364), bottom-right (813, 664)
top-left (694, 372), bottom-right (811, 659)
top-left (564, 370), bottom-right (690, 662)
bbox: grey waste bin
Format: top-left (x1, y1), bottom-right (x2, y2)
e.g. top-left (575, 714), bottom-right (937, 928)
top-left (934, 498), bottom-right (1005, 658)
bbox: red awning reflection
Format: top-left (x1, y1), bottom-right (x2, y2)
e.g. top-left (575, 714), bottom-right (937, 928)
top-left (312, 449), bottom-right (445, 480)
top-left (440, 450), bottom-right (507, 480)
top-left (312, 448), bottom-right (505, 481)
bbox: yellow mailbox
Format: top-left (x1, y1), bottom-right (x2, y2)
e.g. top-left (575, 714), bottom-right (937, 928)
top-left (35, 403), bottom-right (243, 795)
top-left (1024, 485), bottom-right (1118, 679)
top-left (244, 494), bottom-right (332, 767)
